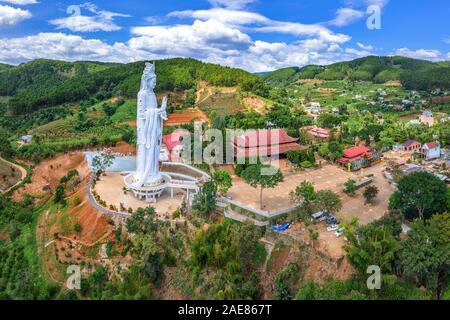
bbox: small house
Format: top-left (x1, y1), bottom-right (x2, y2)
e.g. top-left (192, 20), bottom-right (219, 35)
top-left (420, 141), bottom-right (441, 161)
top-left (303, 126), bottom-right (330, 139)
top-left (337, 146), bottom-right (382, 171)
top-left (402, 140), bottom-right (421, 152)
top-left (419, 111), bottom-right (434, 126)
top-left (21, 135), bottom-right (32, 144)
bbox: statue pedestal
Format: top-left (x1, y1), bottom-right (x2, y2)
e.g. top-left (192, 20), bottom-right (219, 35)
top-left (124, 172), bottom-right (170, 202)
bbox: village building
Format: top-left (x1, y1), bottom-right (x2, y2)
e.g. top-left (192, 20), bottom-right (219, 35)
top-left (231, 128), bottom-right (306, 158)
top-left (431, 95), bottom-right (450, 104)
top-left (303, 126), bottom-right (330, 139)
top-left (420, 141), bottom-right (441, 161)
top-left (21, 135), bottom-right (32, 144)
top-left (337, 145), bottom-right (382, 171)
top-left (163, 131), bottom-right (190, 162)
top-left (402, 139), bottom-right (421, 152)
top-left (419, 111), bottom-right (434, 126)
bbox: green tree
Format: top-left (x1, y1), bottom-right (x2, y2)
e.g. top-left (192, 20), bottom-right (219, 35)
top-left (125, 207), bottom-right (157, 234)
top-left (212, 170), bottom-right (232, 195)
top-left (315, 189), bottom-right (342, 214)
top-left (131, 233), bottom-right (163, 285)
top-left (344, 179), bottom-right (357, 196)
top-left (242, 164), bottom-right (283, 210)
top-left (192, 180), bottom-right (217, 218)
top-left (0, 128), bottom-right (12, 157)
top-left (402, 213), bottom-right (450, 298)
top-left (363, 185), bottom-right (379, 204)
top-left (92, 152), bottom-right (116, 176)
top-left (290, 181), bottom-right (316, 213)
top-left (389, 172), bottom-right (447, 220)
top-left (344, 224), bottom-right (401, 275)
top-left (54, 185), bottom-right (65, 203)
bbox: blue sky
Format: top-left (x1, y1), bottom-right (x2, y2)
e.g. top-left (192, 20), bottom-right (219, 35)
top-left (0, 0), bottom-right (449, 71)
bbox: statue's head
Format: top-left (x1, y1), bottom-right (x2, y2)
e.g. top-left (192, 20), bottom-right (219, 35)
top-left (142, 62), bottom-right (156, 90)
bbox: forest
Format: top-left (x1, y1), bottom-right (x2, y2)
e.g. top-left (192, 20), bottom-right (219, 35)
top-left (0, 58), bottom-right (267, 115)
top-left (262, 56), bottom-right (450, 90)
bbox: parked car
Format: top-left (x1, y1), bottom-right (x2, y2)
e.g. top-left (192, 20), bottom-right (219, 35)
top-left (326, 215), bottom-right (339, 225)
top-left (327, 224), bottom-right (339, 232)
top-left (335, 227), bottom-right (345, 238)
top-left (312, 211), bottom-right (326, 220)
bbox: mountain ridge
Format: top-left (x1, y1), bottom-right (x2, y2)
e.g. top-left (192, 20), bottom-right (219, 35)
top-left (261, 55), bottom-right (450, 90)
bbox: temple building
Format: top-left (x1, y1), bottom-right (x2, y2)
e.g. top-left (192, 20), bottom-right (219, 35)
top-left (337, 145), bottom-right (382, 171)
top-left (231, 128), bottom-right (306, 158)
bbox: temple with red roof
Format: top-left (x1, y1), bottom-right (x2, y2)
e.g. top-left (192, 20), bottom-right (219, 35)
top-left (232, 128), bottom-right (306, 158)
top-left (337, 145), bottom-right (381, 171)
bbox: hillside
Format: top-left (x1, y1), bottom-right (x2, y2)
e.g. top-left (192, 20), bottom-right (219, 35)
top-left (0, 58), bottom-right (266, 115)
top-left (262, 56), bottom-right (450, 90)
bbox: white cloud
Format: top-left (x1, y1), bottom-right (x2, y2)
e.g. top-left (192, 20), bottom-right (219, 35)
top-left (170, 7), bottom-right (350, 44)
top-left (0, 32), bottom-right (148, 64)
top-left (168, 8), bottom-right (268, 26)
top-left (254, 22), bottom-right (351, 43)
top-left (357, 42), bottom-right (373, 50)
top-left (0, 0), bottom-right (37, 5)
top-left (443, 37), bottom-right (450, 44)
top-left (0, 4), bottom-right (31, 26)
top-left (394, 48), bottom-right (444, 61)
top-left (343, 0), bottom-right (390, 9)
top-left (130, 19), bottom-right (252, 58)
top-left (49, 3), bottom-right (130, 32)
top-left (329, 8), bottom-right (365, 26)
top-left (207, 0), bottom-right (256, 10)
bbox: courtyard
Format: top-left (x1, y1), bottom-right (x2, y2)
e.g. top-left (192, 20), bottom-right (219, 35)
top-left (94, 172), bottom-right (185, 218)
top-left (225, 160), bottom-right (395, 225)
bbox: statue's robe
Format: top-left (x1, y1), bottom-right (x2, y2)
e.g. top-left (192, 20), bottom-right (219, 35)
top-left (134, 88), bottom-right (163, 187)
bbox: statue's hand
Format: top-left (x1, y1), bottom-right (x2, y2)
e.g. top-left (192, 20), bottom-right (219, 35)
top-left (160, 96), bottom-right (168, 120)
top-left (161, 96), bottom-right (167, 110)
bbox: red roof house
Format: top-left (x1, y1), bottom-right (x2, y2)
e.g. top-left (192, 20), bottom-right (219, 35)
top-left (232, 129), bottom-right (306, 158)
top-left (303, 126), bottom-right (330, 139)
top-left (338, 146), bottom-right (372, 164)
top-left (402, 139), bottom-right (421, 152)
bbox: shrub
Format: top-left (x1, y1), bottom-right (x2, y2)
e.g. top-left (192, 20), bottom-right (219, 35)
top-left (172, 209), bottom-right (181, 219)
top-left (309, 230), bottom-right (319, 240)
top-left (300, 160), bottom-right (313, 169)
top-left (72, 196), bottom-right (82, 206)
top-left (74, 222), bottom-right (82, 233)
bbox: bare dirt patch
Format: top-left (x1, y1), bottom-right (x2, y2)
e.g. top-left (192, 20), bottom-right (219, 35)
top-left (111, 141), bottom-right (136, 155)
top-left (13, 152), bottom-right (89, 201)
top-left (242, 96), bottom-right (271, 114)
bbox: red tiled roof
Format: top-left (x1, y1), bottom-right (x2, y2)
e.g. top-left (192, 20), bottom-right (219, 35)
top-left (343, 146), bottom-right (370, 158)
top-left (233, 129), bottom-right (298, 148)
top-left (424, 141), bottom-right (438, 149)
top-left (337, 156), bottom-right (361, 164)
top-left (234, 142), bottom-right (306, 157)
top-left (163, 131), bottom-right (189, 151)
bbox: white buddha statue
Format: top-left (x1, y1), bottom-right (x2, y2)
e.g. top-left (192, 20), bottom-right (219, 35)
top-left (133, 62), bottom-right (168, 187)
